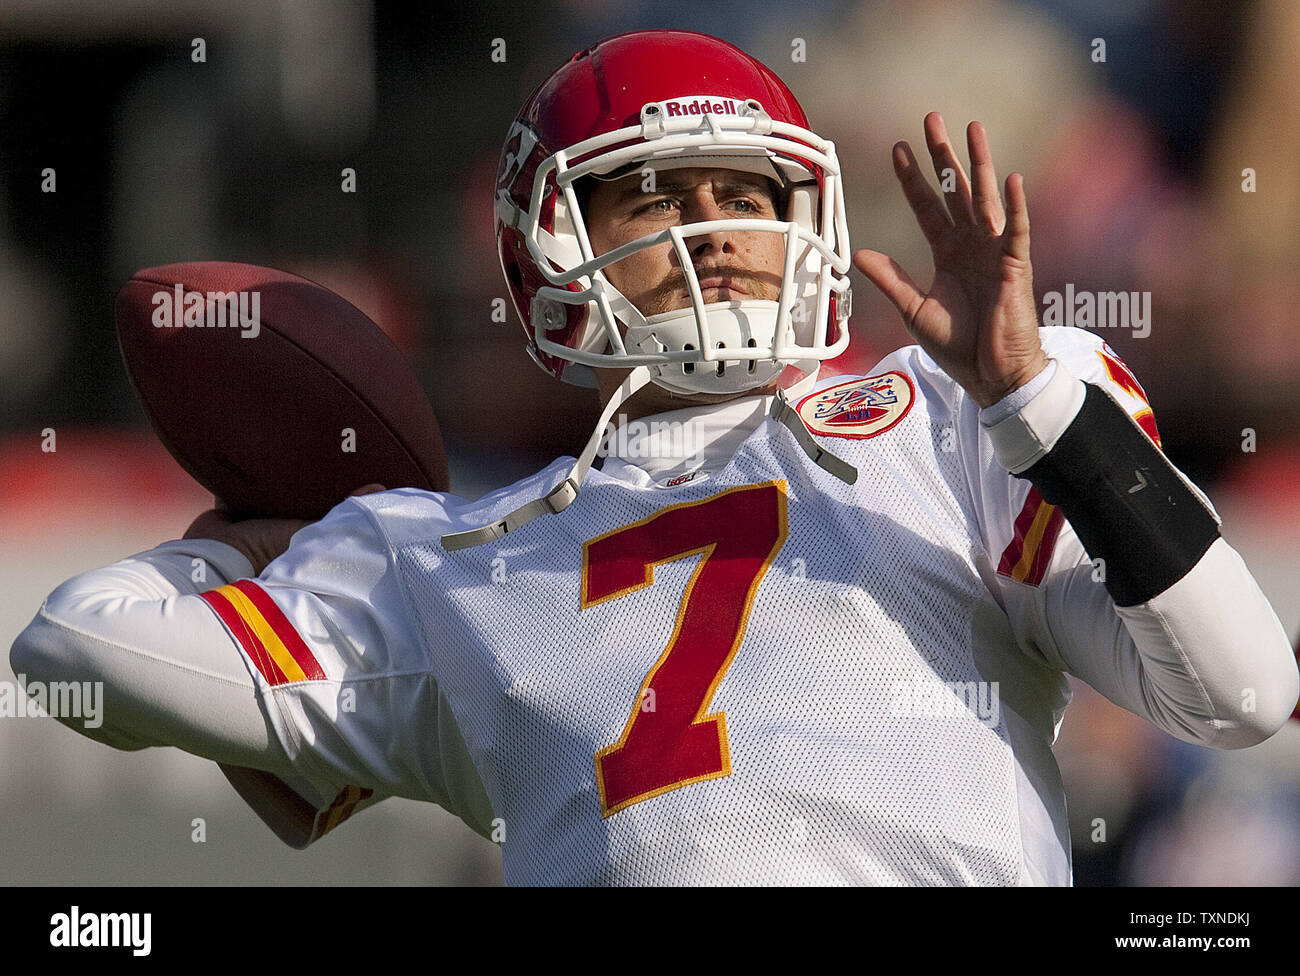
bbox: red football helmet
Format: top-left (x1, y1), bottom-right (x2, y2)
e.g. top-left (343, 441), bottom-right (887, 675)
top-left (495, 30), bottom-right (852, 395)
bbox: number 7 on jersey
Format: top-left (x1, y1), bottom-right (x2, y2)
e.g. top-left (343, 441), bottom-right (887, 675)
top-left (582, 481), bottom-right (788, 817)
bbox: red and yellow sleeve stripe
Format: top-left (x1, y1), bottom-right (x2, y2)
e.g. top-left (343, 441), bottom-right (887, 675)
top-left (311, 784), bottom-right (375, 842)
top-left (199, 580), bottom-right (326, 686)
top-left (997, 486), bottom-right (1065, 587)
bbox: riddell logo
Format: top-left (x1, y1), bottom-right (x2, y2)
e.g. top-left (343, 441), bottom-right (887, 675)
top-left (661, 97), bottom-right (743, 118)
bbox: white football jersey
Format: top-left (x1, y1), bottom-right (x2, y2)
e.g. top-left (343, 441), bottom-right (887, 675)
top-left (187, 327), bottom-right (1264, 884)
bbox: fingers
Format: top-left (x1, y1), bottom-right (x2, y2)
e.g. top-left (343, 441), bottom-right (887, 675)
top-left (853, 248), bottom-right (925, 325)
top-left (923, 112), bottom-right (974, 225)
top-left (349, 483), bottom-right (388, 497)
top-left (966, 121), bottom-right (1005, 233)
top-left (891, 141), bottom-right (952, 248)
top-left (1002, 172), bottom-right (1030, 263)
top-left (902, 114), bottom-right (1016, 242)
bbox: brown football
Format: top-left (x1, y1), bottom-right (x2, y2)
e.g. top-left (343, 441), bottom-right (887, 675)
top-left (116, 261), bottom-right (448, 519)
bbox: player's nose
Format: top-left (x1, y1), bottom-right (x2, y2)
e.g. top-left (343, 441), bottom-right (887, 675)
top-left (682, 196), bottom-right (735, 258)
top-left (681, 189), bottom-right (729, 224)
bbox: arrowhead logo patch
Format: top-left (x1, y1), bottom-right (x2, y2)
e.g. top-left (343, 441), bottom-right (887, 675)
top-left (796, 372), bottom-right (915, 440)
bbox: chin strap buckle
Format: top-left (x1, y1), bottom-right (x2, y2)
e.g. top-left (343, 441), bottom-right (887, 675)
top-left (440, 478), bottom-right (580, 552)
top-left (441, 368), bottom-right (655, 551)
top-left (769, 391), bottom-right (858, 485)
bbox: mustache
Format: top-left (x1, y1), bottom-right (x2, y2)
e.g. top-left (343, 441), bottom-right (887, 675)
top-left (643, 266), bottom-right (784, 311)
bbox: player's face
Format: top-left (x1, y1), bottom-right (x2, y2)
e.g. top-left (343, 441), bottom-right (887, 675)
top-left (584, 167), bottom-right (785, 316)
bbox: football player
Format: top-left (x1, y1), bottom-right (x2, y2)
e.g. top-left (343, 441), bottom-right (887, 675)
top-left (11, 30), bottom-right (1298, 885)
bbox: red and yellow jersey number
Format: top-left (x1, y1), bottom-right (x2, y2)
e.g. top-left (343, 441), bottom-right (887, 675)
top-left (581, 481), bottom-right (788, 817)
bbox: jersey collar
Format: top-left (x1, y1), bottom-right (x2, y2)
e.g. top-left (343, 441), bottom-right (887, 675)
top-left (599, 369), bottom-right (820, 487)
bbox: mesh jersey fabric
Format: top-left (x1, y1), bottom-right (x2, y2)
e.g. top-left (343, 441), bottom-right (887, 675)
top-left (233, 326), bottom-right (1185, 885)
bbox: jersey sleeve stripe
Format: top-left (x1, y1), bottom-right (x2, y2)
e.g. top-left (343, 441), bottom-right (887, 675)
top-left (998, 487), bottom-right (1043, 577)
top-left (217, 584), bottom-right (312, 683)
top-left (230, 580), bottom-right (327, 682)
top-left (1012, 497), bottom-right (1055, 581)
top-left (997, 487), bottom-right (1065, 586)
top-left (311, 784), bottom-right (374, 841)
top-left (1022, 504), bottom-right (1065, 585)
top-left (199, 587), bottom-right (290, 686)
top-left (197, 581), bottom-right (325, 685)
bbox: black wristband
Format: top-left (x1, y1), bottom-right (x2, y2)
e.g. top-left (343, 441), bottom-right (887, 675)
top-left (1019, 383), bottom-right (1219, 607)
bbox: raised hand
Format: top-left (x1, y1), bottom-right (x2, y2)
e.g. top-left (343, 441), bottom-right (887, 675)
top-left (854, 112), bottom-right (1047, 409)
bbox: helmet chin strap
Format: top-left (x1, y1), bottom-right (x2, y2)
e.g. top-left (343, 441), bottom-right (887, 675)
top-left (441, 366), bottom-right (655, 551)
top-left (445, 270), bottom-right (854, 551)
top-left (441, 359), bottom-right (856, 551)
top-left (768, 388), bottom-right (858, 485)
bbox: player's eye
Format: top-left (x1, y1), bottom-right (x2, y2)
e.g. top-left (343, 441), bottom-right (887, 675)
top-left (634, 197), bottom-right (677, 216)
top-left (724, 194), bottom-right (776, 216)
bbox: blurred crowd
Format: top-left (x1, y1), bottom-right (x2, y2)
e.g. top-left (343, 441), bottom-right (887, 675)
top-left (1, 0), bottom-right (1297, 885)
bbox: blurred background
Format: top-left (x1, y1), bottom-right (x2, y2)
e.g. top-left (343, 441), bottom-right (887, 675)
top-left (2, 0), bottom-right (1297, 885)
